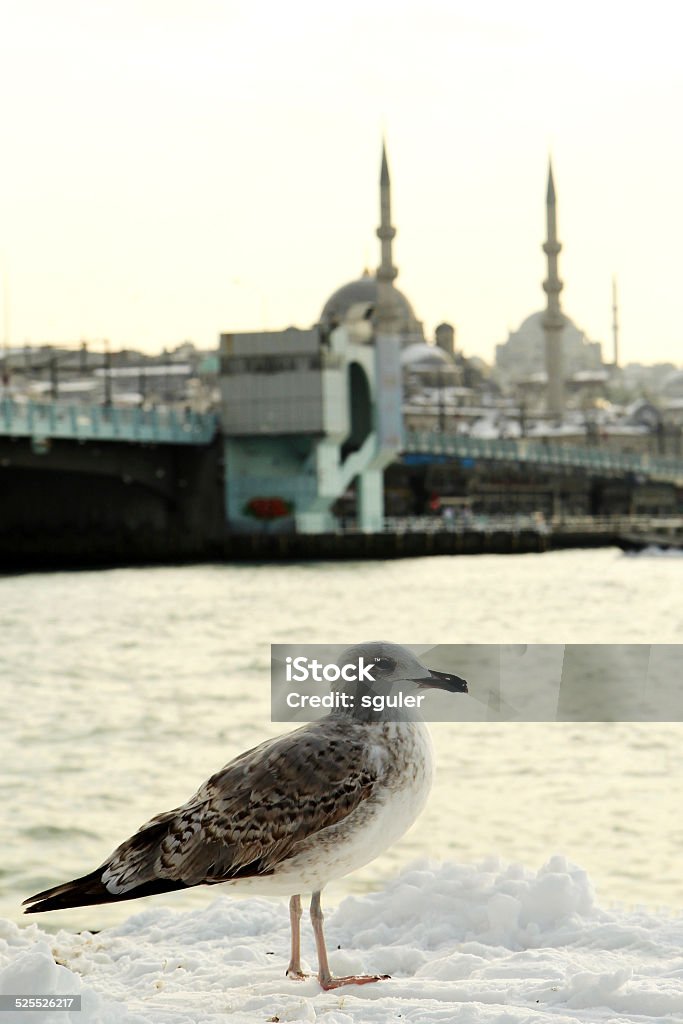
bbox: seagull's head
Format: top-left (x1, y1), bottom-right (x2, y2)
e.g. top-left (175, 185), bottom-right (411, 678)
top-left (332, 641), bottom-right (467, 722)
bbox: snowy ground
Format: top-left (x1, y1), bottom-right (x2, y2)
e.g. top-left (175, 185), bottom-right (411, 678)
top-left (2, 857), bottom-right (682, 1024)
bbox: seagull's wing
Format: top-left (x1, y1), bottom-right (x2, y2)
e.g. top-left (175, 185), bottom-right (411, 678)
top-left (24, 721), bottom-right (381, 912)
top-left (153, 721), bottom-right (379, 885)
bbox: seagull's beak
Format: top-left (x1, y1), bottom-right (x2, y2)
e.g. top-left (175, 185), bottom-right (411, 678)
top-left (413, 668), bottom-right (468, 693)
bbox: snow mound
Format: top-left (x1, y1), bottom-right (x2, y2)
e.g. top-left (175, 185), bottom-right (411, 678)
top-left (1, 858), bottom-right (682, 1023)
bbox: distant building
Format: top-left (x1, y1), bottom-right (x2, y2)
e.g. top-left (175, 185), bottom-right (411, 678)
top-left (318, 143), bottom-right (426, 346)
top-left (320, 267), bottom-right (424, 343)
top-left (226, 143), bottom-right (461, 392)
top-left (495, 165), bottom-right (604, 405)
top-left (496, 311), bottom-right (603, 382)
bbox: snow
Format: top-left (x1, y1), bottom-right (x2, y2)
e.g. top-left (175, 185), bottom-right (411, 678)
top-left (2, 858), bottom-right (682, 1023)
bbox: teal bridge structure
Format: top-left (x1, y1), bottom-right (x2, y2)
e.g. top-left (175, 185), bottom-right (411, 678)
top-left (1, 399), bottom-right (682, 485)
top-left (0, 398), bottom-right (218, 446)
top-left (403, 430), bottom-right (683, 485)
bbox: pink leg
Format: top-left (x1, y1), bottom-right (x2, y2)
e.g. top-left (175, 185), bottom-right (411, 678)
top-left (286, 894), bottom-right (307, 980)
top-left (310, 891), bottom-right (390, 991)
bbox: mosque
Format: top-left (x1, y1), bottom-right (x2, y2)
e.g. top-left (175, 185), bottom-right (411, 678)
top-left (494, 162), bottom-right (608, 418)
top-left (496, 311), bottom-right (603, 383)
top-left (316, 145), bottom-right (608, 423)
top-left (316, 143), bottom-right (461, 384)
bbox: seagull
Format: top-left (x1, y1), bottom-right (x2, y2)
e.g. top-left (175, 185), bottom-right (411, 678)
top-left (23, 642), bottom-right (467, 991)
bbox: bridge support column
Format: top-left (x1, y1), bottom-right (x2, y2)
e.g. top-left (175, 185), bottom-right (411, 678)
top-left (296, 509), bottom-right (336, 534)
top-left (358, 468), bottom-right (384, 533)
top-left (552, 483), bottom-right (563, 521)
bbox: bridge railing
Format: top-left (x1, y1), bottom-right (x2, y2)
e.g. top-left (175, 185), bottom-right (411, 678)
top-left (380, 514), bottom-right (683, 536)
top-left (383, 514), bottom-right (546, 534)
top-left (0, 398), bottom-right (218, 446)
top-left (403, 430), bottom-right (683, 483)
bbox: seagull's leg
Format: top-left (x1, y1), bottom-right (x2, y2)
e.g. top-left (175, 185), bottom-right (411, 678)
top-left (286, 894), bottom-right (307, 980)
top-left (310, 891), bottom-right (390, 991)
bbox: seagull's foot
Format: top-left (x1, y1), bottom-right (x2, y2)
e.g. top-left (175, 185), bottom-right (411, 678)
top-left (319, 974), bottom-right (390, 991)
top-left (286, 968), bottom-right (309, 981)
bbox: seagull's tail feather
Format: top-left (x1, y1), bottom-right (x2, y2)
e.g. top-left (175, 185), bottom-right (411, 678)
top-left (23, 870), bottom-right (188, 914)
top-left (23, 806), bottom-right (194, 913)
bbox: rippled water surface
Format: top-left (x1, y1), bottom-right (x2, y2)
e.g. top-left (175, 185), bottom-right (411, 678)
top-left (1, 548), bottom-right (681, 931)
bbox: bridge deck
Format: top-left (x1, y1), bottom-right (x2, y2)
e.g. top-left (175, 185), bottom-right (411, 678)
top-left (1, 402), bottom-right (682, 483)
top-left (0, 399), bottom-right (218, 446)
top-left (404, 430), bottom-right (683, 484)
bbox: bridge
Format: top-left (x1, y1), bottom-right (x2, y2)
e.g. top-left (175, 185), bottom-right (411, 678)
top-left (0, 398), bottom-right (218, 446)
top-left (2, 400), bottom-right (683, 485)
top-left (403, 430), bottom-right (683, 484)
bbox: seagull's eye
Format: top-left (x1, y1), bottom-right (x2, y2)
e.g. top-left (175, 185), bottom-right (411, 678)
top-left (373, 657), bottom-right (396, 674)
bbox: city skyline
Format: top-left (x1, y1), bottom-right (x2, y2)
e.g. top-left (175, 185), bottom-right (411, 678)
top-left (1, 1), bottom-right (682, 367)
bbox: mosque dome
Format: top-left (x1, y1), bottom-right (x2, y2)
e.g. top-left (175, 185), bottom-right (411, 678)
top-left (496, 309), bottom-right (603, 381)
top-left (401, 342), bottom-right (454, 368)
top-left (320, 270), bottom-right (418, 330)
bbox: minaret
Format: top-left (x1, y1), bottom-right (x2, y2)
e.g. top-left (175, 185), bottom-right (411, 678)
top-left (542, 159), bottom-right (565, 419)
top-left (375, 141), bottom-right (399, 331)
top-left (611, 276), bottom-right (619, 368)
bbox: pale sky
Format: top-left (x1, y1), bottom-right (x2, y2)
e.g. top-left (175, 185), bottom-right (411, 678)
top-left (1, 0), bottom-right (681, 366)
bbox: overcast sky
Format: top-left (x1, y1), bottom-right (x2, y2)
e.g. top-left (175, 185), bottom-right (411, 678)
top-left (1, 0), bottom-right (681, 366)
